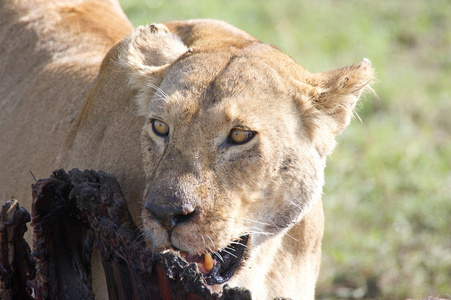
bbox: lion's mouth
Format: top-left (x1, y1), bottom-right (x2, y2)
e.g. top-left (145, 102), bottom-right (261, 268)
top-left (179, 235), bottom-right (249, 285)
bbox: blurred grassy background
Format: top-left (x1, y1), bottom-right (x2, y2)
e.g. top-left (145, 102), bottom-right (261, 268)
top-left (119, 0), bottom-right (451, 299)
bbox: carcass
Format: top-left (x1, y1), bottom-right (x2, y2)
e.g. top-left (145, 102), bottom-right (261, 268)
top-left (0, 169), bottom-right (251, 299)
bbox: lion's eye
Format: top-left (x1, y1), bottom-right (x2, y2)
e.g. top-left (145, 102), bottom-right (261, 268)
top-left (228, 129), bottom-right (255, 145)
top-left (151, 119), bottom-right (169, 137)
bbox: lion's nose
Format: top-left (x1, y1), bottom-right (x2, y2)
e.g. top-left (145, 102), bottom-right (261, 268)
top-left (145, 200), bottom-right (196, 230)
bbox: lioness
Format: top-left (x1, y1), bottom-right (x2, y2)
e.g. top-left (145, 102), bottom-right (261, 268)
top-left (0, 1), bottom-right (373, 299)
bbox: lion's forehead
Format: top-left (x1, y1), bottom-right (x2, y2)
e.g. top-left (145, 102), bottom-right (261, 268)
top-left (171, 48), bottom-right (295, 91)
top-left (153, 50), bottom-right (301, 131)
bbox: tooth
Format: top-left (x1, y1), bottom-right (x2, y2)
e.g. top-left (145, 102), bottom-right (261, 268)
top-left (204, 252), bottom-right (214, 272)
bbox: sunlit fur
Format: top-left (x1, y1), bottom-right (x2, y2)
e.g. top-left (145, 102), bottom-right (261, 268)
top-left (0, 2), bottom-right (373, 299)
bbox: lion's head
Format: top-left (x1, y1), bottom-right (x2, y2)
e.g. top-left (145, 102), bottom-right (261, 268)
top-left (116, 20), bottom-right (373, 298)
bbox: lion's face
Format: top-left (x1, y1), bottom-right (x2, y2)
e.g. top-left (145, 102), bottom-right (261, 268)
top-left (117, 21), bottom-right (373, 288)
top-left (138, 48), bottom-right (325, 283)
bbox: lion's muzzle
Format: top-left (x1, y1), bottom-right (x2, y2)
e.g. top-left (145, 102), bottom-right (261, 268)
top-left (144, 192), bottom-right (197, 231)
top-left (143, 181), bottom-right (250, 286)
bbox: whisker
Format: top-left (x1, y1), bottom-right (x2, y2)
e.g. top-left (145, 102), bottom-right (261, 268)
top-left (246, 226), bottom-right (275, 234)
top-left (233, 217), bottom-right (272, 227)
top-left (284, 233), bottom-right (300, 243)
top-left (290, 201), bottom-right (303, 212)
top-left (229, 241), bottom-right (247, 248)
top-left (206, 245), bottom-right (215, 255)
top-left (244, 230), bottom-right (274, 236)
top-left (225, 246), bottom-right (236, 252)
top-left (200, 234), bottom-right (207, 246)
top-left (221, 249), bottom-right (237, 258)
top-left (202, 235), bottom-right (214, 253)
top-left (354, 110), bottom-right (363, 124)
top-left (247, 226), bottom-right (265, 231)
top-left (214, 251), bottom-right (225, 263)
top-left (133, 228), bottom-right (146, 242)
top-left (147, 82), bottom-right (169, 101)
top-left (266, 217), bottom-right (302, 244)
top-left (268, 219), bottom-right (282, 230)
top-left (206, 235), bottom-right (216, 249)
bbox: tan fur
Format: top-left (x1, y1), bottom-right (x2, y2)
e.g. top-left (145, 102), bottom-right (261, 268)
top-left (0, 2), bottom-right (373, 299)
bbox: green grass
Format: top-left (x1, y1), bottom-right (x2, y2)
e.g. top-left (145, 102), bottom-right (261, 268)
top-left (119, 1), bottom-right (451, 298)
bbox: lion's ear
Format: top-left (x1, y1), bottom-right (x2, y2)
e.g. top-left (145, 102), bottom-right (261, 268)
top-left (117, 24), bottom-right (188, 115)
top-left (300, 59), bottom-right (374, 155)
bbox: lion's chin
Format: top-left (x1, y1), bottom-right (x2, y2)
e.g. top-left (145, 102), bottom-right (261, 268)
top-left (179, 235), bottom-right (249, 285)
